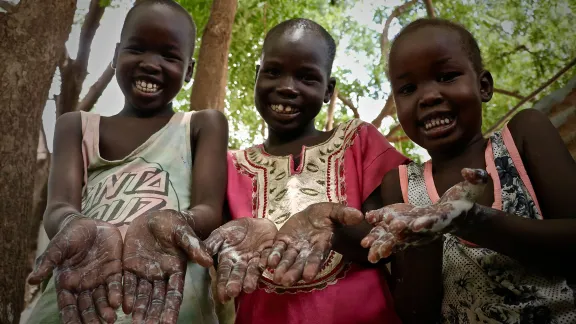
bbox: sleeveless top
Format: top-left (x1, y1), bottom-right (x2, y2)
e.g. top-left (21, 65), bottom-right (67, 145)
top-left (27, 111), bottom-right (221, 324)
top-left (399, 126), bottom-right (576, 324)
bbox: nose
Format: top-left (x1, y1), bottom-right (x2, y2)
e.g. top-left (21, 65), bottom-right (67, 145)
top-left (139, 54), bottom-right (161, 74)
top-left (418, 82), bottom-right (444, 108)
top-left (276, 76), bottom-right (298, 99)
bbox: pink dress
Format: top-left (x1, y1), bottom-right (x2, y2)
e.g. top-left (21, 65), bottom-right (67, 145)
top-left (227, 119), bottom-right (409, 324)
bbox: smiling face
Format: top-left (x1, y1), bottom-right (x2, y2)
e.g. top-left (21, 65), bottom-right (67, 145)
top-left (389, 26), bottom-right (493, 154)
top-left (114, 3), bottom-right (194, 114)
top-left (255, 29), bottom-right (335, 135)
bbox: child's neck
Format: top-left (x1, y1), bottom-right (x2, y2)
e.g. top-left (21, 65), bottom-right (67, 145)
top-left (428, 134), bottom-right (487, 174)
top-left (118, 102), bottom-right (175, 118)
top-left (264, 120), bottom-right (332, 157)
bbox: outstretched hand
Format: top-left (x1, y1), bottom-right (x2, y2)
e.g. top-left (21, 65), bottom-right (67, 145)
top-left (204, 218), bottom-right (277, 303)
top-left (27, 215), bottom-right (123, 324)
top-left (122, 209), bottom-right (213, 324)
top-left (361, 168), bottom-right (489, 263)
top-left (266, 202), bottom-right (364, 287)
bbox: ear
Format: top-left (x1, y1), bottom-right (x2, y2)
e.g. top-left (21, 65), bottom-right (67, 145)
top-left (324, 77), bottom-right (337, 103)
top-left (255, 64), bottom-right (260, 84)
top-left (185, 58), bottom-right (195, 83)
top-left (479, 70), bottom-right (493, 103)
top-left (112, 43), bottom-right (120, 69)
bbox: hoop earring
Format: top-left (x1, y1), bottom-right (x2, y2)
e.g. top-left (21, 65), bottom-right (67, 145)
top-left (110, 62), bottom-right (116, 70)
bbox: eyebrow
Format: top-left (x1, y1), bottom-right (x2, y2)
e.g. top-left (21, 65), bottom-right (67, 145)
top-left (396, 57), bottom-right (453, 80)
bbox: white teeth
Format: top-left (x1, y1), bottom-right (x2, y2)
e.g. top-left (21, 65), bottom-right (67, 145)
top-left (271, 104), bottom-right (298, 114)
top-left (135, 80), bottom-right (160, 93)
top-left (424, 117), bottom-right (453, 130)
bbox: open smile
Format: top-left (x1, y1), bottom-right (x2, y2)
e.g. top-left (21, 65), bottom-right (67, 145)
top-left (421, 113), bottom-right (457, 138)
top-left (270, 104), bottom-right (300, 115)
top-left (133, 79), bottom-right (163, 96)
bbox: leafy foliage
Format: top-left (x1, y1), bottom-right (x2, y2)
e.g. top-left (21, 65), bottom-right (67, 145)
top-left (174, 0), bottom-right (576, 158)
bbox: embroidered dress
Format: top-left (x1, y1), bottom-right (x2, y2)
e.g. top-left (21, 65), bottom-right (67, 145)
top-left (227, 119), bottom-right (408, 324)
top-left (27, 111), bottom-right (229, 324)
top-left (398, 125), bottom-right (576, 324)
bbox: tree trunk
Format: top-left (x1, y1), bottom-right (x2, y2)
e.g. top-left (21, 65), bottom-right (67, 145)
top-left (0, 1), bottom-right (76, 322)
top-left (189, 0), bottom-right (238, 111)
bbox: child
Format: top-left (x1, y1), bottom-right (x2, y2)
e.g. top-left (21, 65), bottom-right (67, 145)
top-left (362, 18), bottom-right (576, 323)
top-left (205, 18), bottom-right (408, 324)
top-left (26, 1), bottom-right (229, 323)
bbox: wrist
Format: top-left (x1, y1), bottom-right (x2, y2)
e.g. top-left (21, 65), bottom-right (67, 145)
top-left (58, 213), bottom-right (85, 232)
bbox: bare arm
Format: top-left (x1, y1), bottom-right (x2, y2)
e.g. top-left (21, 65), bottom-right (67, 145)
top-left (456, 109), bottom-right (576, 276)
top-left (43, 111), bottom-right (85, 239)
top-left (186, 109), bottom-right (229, 240)
top-left (382, 169), bottom-right (443, 324)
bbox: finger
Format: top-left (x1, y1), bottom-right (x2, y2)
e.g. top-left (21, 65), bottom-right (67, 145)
top-left (226, 261), bottom-right (248, 298)
top-left (93, 285), bottom-right (116, 323)
top-left (27, 244), bottom-right (63, 285)
top-left (388, 218), bottom-right (409, 234)
top-left (273, 247), bottom-right (298, 284)
top-left (368, 237), bottom-right (396, 263)
top-left (132, 279), bottom-right (153, 323)
top-left (122, 271), bottom-right (138, 314)
top-left (361, 226), bottom-right (389, 248)
top-left (161, 272), bottom-right (184, 324)
top-left (411, 216), bottom-right (437, 232)
top-left (267, 241), bottom-right (287, 268)
top-left (174, 225), bottom-right (213, 267)
top-left (243, 257), bottom-right (262, 294)
top-left (78, 290), bottom-right (99, 324)
top-left (145, 280), bottom-right (166, 324)
top-left (281, 250), bottom-right (310, 287)
top-left (203, 229), bottom-right (225, 255)
top-left (258, 248), bottom-right (271, 269)
top-left (216, 259), bottom-right (233, 303)
top-left (106, 273), bottom-right (122, 310)
top-left (330, 206), bottom-right (364, 226)
top-left (57, 289), bottom-right (81, 324)
top-left (302, 242), bottom-right (329, 282)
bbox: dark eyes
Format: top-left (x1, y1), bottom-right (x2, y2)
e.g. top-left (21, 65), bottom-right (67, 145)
top-left (438, 72), bottom-right (460, 82)
top-left (396, 72), bottom-right (461, 96)
top-left (261, 68), bottom-right (320, 84)
top-left (124, 46), bottom-right (182, 62)
top-left (398, 84), bottom-right (416, 96)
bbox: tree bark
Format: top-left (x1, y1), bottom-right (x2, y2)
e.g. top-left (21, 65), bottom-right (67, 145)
top-left (337, 93), bottom-right (360, 119)
top-left (189, 0), bottom-right (238, 111)
top-left (0, 1), bottom-right (76, 322)
top-left (325, 88), bottom-right (338, 131)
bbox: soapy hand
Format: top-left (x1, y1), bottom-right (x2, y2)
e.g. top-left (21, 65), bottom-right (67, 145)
top-left (204, 218), bottom-right (277, 302)
top-left (122, 209), bottom-right (213, 324)
top-left (361, 168), bottom-right (489, 263)
top-left (27, 215), bottom-right (123, 324)
top-left (267, 202), bottom-right (364, 287)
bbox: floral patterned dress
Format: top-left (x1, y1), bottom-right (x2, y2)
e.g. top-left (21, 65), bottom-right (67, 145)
top-left (399, 125), bottom-right (576, 324)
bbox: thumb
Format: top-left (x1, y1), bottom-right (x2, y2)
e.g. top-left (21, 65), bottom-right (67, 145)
top-left (330, 206), bottom-right (364, 226)
top-left (174, 225), bottom-right (214, 268)
top-left (27, 241), bottom-right (65, 285)
top-left (203, 228), bottom-right (225, 256)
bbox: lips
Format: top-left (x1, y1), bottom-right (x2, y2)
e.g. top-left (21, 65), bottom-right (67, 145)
top-left (134, 79), bottom-right (162, 94)
top-left (419, 111), bottom-right (457, 138)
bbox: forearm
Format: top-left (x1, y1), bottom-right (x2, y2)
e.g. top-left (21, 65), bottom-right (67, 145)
top-left (184, 204), bottom-right (223, 240)
top-left (457, 204), bottom-right (576, 275)
top-left (43, 202), bottom-right (84, 239)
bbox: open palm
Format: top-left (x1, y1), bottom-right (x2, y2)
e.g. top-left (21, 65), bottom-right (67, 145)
top-left (122, 209), bottom-right (213, 324)
top-left (28, 216), bottom-right (123, 324)
top-left (204, 218), bottom-right (277, 302)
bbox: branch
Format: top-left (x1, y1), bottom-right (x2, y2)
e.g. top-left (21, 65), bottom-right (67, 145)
top-left (58, 47), bottom-right (71, 70)
top-left (387, 135), bottom-right (410, 143)
top-left (385, 123), bottom-right (402, 137)
top-left (337, 93), bottom-right (360, 119)
top-left (76, 0), bottom-right (106, 69)
top-left (380, 0), bottom-right (418, 78)
top-left (484, 57), bottom-right (576, 134)
top-left (325, 88), bottom-right (338, 131)
top-left (423, 0), bottom-right (435, 17)
top-left (0, 0), bottom-right (14, 12)
top-left (372, 95), bottom-right (395, 128)
top-left (493, 88), bottom-right (537, 102)
top-left (77, 63), bottom-right (115, 112)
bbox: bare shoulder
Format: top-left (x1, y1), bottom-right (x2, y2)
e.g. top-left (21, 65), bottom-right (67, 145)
top-left (190, 109), bottom-right (228, 129)
top-left (506, 108), bottom-right (555, 152)
top-left (381, 167), bottom-right (404, 205)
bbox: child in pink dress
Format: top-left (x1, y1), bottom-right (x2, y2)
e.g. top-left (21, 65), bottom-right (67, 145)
top-left (205, 18), bottom-right (408, 324)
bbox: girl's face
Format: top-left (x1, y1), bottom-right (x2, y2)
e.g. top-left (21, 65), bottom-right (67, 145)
top-left (114, 4), bottom-right (194, 114)
top-left (389, 26), bottom-right (493, 154)
top-left (255, 30), bottom-right (335, 135)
